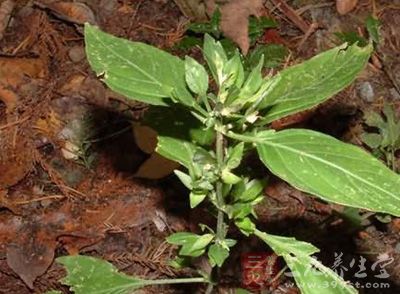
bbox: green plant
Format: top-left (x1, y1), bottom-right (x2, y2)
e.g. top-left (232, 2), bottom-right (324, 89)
top-left (177, 10), bottom-right (288, 69)
top-left (361, 103), bottom-right (400, 172)
top-left (56, 24), bottom-right (400, 294)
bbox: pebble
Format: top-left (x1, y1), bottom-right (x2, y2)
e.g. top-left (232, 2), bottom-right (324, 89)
top-left (357, 81), bottom-right (375, 102)
top-left (68, 46), bottom-right (85, 63)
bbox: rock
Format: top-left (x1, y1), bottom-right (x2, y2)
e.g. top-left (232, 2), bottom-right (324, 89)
top-left (357, 81), bottom-right (375, 102)
top-left (68, 46), bottom-right (85, 62)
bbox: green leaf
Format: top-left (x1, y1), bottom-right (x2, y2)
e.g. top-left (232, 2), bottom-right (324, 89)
top-left (84, 24), bottom-right (193, 107)
top-left (234, 56), bottom-right (264, 106)
top-left (203, 34), bottom-right (228, 86)
top-left (364, 110), bottom-right (385, 128)
top-left (174, 170), bottom-right (193, 189)
top-left (258, 43), bottom-right (372, 123)
top-left (248, 16), bottom-right (277, 44)
top-left (360, 133), bottom-right (382, 149)
top-left (179, 234), bottom-right (214, 257)
top-left (166, 232), bottom-right (199, 245)
top-left (247, 44), bottom-right (288, 69)
top-left (232, 179), bottom-right (267, 203)
top-left (231, 203), bottom-right (254, 219)
top-left (57, 255), bottom-right (146, 294)
top-left (255, 230), bottom-right (357, 294)
top-left (208, 243), bottom-right (229, 267)
top-left (221, 169), bottom-right (242, 184)
top-left (185, 56), bottom-right (209, 96)
top-left (334, 32), bottom-right (368, 47)
top-left (44, 291), bottom-right (62, 294)
top-left (366, 15), bottom-right (380, 44)
top-left (223, 52), bottom-right (245, 89)
top-left (156, 136), bottom-right (206, 169)
top-left (144, 106), bottom-right (215, 146)
top-left (190, 191), bottom-right (207, 208)
top-left (226, 142), bottom-right (244, 169)
top-left (235, 289), bottom-right (253, 294)
top-left (235, 217), bottom-right (255, 236)
top-left (256, 129), bottom-right (400, 216)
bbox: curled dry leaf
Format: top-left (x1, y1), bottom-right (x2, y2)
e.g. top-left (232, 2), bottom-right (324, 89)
top-left (336, 0), bottom-right (359, 15)
top-left (37, 1), bottom-right (96, 25)
top-left (6, 238), bottom-right (56, 289)
top-left (134, 152), bottom-right (180, 179)
top-left (218, 0), bottom-right (264, 55)
top-left (133, 124), bottom-right (179, 179)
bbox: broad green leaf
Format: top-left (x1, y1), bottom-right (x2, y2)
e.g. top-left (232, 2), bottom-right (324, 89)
top-left (256, 129), bottom-right (400, 216)
top-left (255, 230), bottom-right (357, 294)
top-left (143, 106), bottom-right (215, 146)
top-left (185, 56), bottom-right (209, 96)
top-left (166, 232), bottom-right (199, 245)
top-left (203, 34), bottom-right (228, 86)
top-left (156, 136), bottom-right (205, 169)
top-left (84, 24), bottom-right (193, 107)
top-left (208, 243), bottom-right (229, 267)
top-left (44, 291), bottom-right (62, 294)
top-left (57, 255), bottom-right (146, 294)
top-left (258, 43), bottom-right (372, 123)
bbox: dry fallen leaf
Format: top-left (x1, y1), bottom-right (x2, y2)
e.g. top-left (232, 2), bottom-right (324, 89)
top-left (133, 124), bottom-right (158, 154)
top-left (219, 0), bottom-right (264, 54)
top-left (37, 1), bottom-right (96, 25)
top-left (134, 153), bottom-right (180, 179)
top-left (6, 232), bottom-right (56, 289)
top-left (0, 0), bottom-right (15, 41)
top-left (336, 0), bottom-right (358, 15)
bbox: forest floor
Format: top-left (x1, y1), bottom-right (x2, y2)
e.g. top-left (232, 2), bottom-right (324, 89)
top-left (0, 0), bottom-right (399, 293)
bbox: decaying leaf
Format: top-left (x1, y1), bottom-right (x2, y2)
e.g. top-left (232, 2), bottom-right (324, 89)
top-left (133, 124), bottom-right (158, 154)
top-left (219, 0), bottom-right (264, 54)
top-left (336, 0), bottom-right (358, 15)
top-left (134, 153), bottom-right (180, 179)
top-left (0, 57), bottom-right (47, 112)
top-left (6, 233), bottom-right (56, 289)
top-left (0, 0), bottom-right (15, 41)
top-left (36, 1), bottom-right (97, 25)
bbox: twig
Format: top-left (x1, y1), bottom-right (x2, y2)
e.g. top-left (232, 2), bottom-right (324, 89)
top-left (14, 195), bottom-right (65, 205)
top-left (297, 22), bottom-right (319, 52)
top-left (269, 0), bottom-right (310, 33)
top-left (0, 115), bottom-right (30, 131)
top-left (296, 2), bottom-right (333, 16)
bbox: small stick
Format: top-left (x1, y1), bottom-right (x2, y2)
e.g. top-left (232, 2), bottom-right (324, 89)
top-left (297, 22), bottom-right (319, 51)
top-left (269, 0), bottom-right (310, 33)
top-left (0, 115), bottom-right (30, 131)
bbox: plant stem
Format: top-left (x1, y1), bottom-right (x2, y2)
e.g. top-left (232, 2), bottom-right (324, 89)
top-left (215, 129), bottom-right (226, 241)
top-left (205, 126), bottom-right (227, 294)
top-left (141, 277), bottom-right (207, 286)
